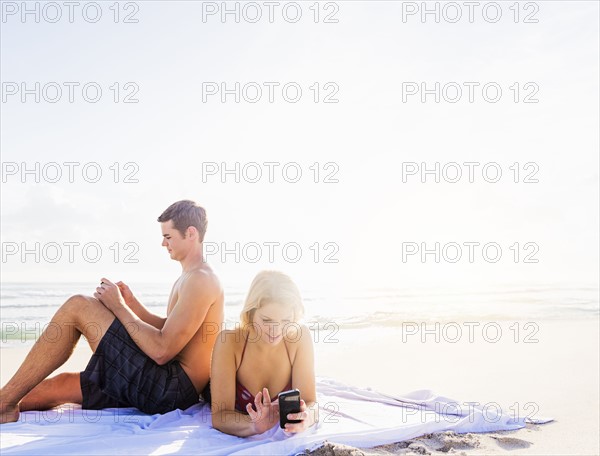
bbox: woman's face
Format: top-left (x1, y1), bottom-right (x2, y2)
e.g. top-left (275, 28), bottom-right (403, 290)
top-left (252, 302), bottom-right (294, 345)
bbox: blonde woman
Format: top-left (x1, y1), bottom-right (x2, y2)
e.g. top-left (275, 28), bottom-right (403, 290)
top-left (210, 271), bottom-right (317, 437)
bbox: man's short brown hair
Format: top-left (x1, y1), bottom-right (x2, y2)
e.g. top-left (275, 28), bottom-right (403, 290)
top-left (157, 200), bottom-right (208, 242)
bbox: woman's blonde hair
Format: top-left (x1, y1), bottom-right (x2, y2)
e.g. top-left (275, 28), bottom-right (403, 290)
top-left (240, 270), bottom-right (304, 328)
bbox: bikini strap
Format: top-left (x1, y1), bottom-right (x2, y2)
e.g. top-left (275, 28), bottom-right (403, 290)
top-left (237, 331), bottom-right (250, 372)
top-left (283, 339), bottom-right (293, 367)
top-left (237, 331), bottom-right (293, 372)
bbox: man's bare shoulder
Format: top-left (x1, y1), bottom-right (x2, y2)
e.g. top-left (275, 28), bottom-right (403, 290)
top-left (180, 267), bottom-right (223, 299)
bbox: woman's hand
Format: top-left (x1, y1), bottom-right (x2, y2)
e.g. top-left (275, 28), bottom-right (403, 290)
top-left (247, 388), bottom-right (280, 435)
top-left (282, 399), bottom-right (313, 434)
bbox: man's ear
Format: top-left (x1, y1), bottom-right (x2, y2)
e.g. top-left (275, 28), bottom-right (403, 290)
top-left (187, 226), bottom-right (198, 240)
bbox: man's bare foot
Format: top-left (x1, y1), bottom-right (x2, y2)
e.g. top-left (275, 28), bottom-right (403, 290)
top-left (0, 403), bottom-right (20, 424)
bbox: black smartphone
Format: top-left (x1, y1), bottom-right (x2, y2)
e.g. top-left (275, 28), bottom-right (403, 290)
top-left (278, 388), bottom-right (301, 429)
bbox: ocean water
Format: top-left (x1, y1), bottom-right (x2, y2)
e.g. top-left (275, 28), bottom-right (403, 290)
top-left (1, 282), bottom-right (598, 347)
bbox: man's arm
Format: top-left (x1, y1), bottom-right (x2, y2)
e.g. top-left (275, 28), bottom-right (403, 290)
top-left (96, 274), bottom-right (216, 365)
top-left (116, 281), bottom-right (166, 329)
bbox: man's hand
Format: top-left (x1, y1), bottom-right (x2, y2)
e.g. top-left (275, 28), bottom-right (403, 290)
top-left (94, 278), bottom-right (126, 312)
top-left (116, 281), bottom-right (135, 306)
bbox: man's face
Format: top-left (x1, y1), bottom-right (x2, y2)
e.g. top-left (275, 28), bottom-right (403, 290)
top-left (161, 220), bottom-right (189, 260)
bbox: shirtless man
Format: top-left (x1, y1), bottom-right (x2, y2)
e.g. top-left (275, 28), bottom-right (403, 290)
top-left (0, 200), bottom-right (224, 423)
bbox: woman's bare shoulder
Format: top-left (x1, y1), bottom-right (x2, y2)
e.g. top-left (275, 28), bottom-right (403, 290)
top-left (219, 327), bottom-right (247, 341)
top-left (214, 328), bottom-right (247, 352)
top-left (285, 323), bottom-right (313, 345)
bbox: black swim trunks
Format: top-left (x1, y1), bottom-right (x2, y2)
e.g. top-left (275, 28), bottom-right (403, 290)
top-left (80, 318), bottom-right (203, 414)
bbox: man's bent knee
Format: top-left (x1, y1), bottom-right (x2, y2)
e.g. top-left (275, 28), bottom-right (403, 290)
top-left (63, 295), bottom-right (112, 320)
top-left (63, 294), bottom-right (99, 310)
top-left (60, 294), bottom-right (114, 347)
top-left (61, 294), bottom-right (89, 317)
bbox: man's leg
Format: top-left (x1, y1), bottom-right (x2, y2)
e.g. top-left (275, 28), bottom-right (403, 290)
top-left (0, 294), bottom-right (115, 423)
top-left (18, 372), bottom-right (82, 411)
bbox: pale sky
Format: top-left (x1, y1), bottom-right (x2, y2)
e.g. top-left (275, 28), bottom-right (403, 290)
top-left (1, 1), bottom-right (598, 293)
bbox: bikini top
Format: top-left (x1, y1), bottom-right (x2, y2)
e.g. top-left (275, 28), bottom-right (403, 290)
top-left (234, 331), bottom-right (292, 414)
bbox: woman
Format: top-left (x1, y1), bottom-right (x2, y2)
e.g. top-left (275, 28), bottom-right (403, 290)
top-left (210, 270), bottom-right (318, 437)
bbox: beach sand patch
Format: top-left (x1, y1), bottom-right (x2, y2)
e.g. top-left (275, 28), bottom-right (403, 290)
top-left (305, 428), bottom-right (541, 455)
top-left (306, 431), bottom-right (482, 455)
top-left (489, 435), bottom-right (532, 450)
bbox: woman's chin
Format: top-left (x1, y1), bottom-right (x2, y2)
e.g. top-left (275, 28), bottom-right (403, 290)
top-left (266, 335), bottom-right (282, 344)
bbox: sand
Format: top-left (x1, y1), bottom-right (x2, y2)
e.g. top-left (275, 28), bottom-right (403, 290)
top-left (1, 319), bottom-right (599, 455)
top-left (305, 426), bottom-right (539, 455)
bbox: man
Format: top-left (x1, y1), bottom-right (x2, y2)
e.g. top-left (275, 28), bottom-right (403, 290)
top-left (0, 200), bottom-right (224, 423)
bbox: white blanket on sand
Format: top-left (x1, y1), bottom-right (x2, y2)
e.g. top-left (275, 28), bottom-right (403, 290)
top-left (0, 377), bottom-right (552, 455)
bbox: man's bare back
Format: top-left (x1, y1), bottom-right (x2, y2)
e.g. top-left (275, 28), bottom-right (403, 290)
top-left (168, 267), bottom-right (224, 391)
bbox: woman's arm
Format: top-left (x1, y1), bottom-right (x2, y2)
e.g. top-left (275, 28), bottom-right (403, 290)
top-left (210, 331), bottom-right (279, 437)
top-left (283, 324), bottom-right (319, 433)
